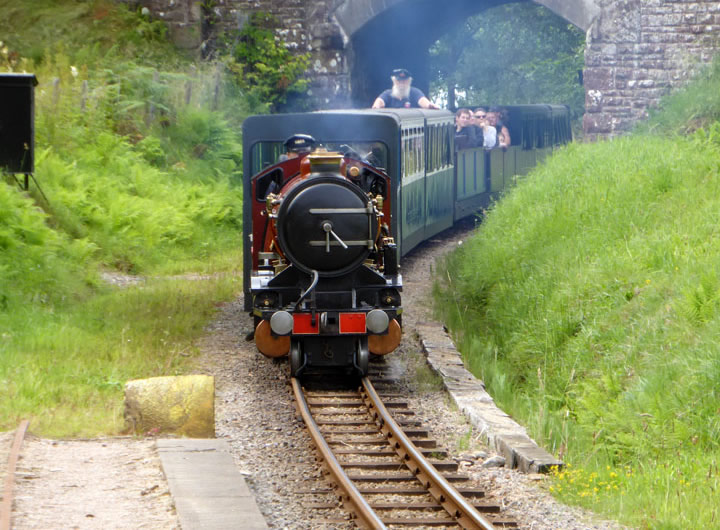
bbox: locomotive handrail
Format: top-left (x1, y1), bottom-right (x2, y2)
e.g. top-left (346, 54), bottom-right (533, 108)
top-left (308, 240), bottom-right (372, 247)
top-left (309, 207), bottom-right (374, 214)
top-left (294, 269), bottom-right (319, 309)
top-left (290, 378), bottom-right (387, 529)
top-left (361, 378), bottom-right (497, 530)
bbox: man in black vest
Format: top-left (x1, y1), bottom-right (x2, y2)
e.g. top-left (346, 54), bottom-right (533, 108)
top-left (371, 69), bottom-right (439, 109)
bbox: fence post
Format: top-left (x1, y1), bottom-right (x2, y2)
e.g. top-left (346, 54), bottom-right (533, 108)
top-left (213, 62), bottom-right (223, 110)
top-left (185, 65), bottom-right (196, 105)
top-left (52, 77), bottom-right (60, 107)
top-left (80, 80), bottom-right (88, 111)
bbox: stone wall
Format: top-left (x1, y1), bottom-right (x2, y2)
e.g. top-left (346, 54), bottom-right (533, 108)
top-left (584, 0), bottom-right (720, 139)
top-left (128, 0), bottom-right (720, 137)
top-left (132, 0), bottom-right (351, 108)
top-left (121, 0), bottom-right (203, 50)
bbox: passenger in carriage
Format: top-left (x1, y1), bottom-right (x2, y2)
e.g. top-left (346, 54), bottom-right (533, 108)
top-left (454, 108), bottom-right (477, 150)
top-left (488, 106), bottom-right (511, 148)
top-left (372, 68), bottom-right (439, 109)
top-left (471, 107), bottom-right (497, 149)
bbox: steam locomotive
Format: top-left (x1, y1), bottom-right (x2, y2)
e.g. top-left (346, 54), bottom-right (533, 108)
top-left (242, 107), bottom-right (571, 377)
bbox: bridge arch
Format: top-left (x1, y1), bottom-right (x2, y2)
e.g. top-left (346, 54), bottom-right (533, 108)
top-left (333, 0), bottom-right (599, 107)
top-left (334, 0), bottom-right (599, 36)
top-left (141, 0), bottom-right (720, 138)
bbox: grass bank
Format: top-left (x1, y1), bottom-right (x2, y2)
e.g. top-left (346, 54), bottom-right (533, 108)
top-left (1, 1), bottom-right (255, 435)
top-left (436, 59), bottom-right (720, 527)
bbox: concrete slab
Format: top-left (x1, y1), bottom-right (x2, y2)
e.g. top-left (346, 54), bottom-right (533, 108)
top-left (157, 439), bottom-right (268, 530)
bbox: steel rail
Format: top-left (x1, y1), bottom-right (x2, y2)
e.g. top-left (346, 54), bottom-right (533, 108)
top-left (361, 378), bottom-right (497, 530)
top-left (1, 419), bottom-right (29, 530)
top-left (290, 378), bottom-right (387, 530)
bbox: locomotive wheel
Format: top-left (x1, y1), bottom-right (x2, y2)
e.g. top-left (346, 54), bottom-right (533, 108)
top-left (290, 341), bottom-right (305, 377)
top-left (355, 339), bottom-right (369, 377)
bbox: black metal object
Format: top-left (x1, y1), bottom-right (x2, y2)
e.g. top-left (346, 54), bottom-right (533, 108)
top-left (276, 176), bottom-right (377, 277)
top-left (0, 74), bottom-right (38, 189)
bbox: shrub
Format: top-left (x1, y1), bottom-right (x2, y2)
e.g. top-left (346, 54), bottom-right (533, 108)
top-left (224, 12), bottom-right (310, 110)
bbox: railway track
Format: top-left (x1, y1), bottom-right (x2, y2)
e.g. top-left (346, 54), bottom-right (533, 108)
top-left (1, 420), bottom-right (29, 530)
top-left (291, 372), bottom-right (517, 529)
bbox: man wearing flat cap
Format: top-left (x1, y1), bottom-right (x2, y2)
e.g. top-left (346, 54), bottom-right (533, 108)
top-left (372, 69), bottom-right (439, 109)
top-left (278, 133), bottom-right (316, 162)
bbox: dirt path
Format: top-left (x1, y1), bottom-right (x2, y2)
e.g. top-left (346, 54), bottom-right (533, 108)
top-left (8, 436), bottom-right (177, 529)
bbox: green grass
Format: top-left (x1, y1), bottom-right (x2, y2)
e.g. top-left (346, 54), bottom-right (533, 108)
top-left (0, 1), bottom-right (258, 436)
top-left (0, 275), bottom-right (239, 437)
top-left (0, 0), bottom-right (178, 67)
top-left (436, 57), bottom-right (720, 527)
top-left (638, 57), bottom-right (720, 136)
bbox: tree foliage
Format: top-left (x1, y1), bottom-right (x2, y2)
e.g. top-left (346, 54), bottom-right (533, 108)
top-left (225, 12), bottom-right (310, 111)
top-left (429, 3), bottom-right (585, 119)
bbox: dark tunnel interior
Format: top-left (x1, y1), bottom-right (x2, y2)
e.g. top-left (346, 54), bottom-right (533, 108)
top-left (348, 0), bottom-right (507, 107)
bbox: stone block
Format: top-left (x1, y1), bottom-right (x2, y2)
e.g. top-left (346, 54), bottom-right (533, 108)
top-left (124, 375), bottom-right (215, 437)
top-left (496, 434), bottom-right (564, 473)
top-left (168, 22), bottom-right (201, 50)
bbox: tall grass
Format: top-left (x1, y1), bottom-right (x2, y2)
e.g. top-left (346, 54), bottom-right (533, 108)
top-left (436, 57), bottom-right (720, 527)
top-left (2, 9), bottom-right (250, 276)
top-left (1, 1), bottom-right (258, 435)
top-left (0, 276), bottom-right (239, 437)
top-left (0, 175), bottom-right (95, 310)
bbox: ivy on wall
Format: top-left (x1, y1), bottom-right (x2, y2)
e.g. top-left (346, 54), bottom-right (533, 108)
top-left (224, 12), bottom-right (310, 111)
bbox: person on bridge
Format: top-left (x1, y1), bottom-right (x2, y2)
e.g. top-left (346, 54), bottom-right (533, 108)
top-left (371, 69), bottom-right (439, 109)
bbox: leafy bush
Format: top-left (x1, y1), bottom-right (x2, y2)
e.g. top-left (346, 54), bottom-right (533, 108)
top-left (429, 3), bottom-right (585, 120)
top-left (0, 180), bottom-right (95, 311)
top-left (0, 0), bottom-right (254, 293)
top-left (224, 12), bottom-right (310, 110)
top-left (0, 0), bottom-right (256, 280)
top-left (34, 130), bottom-right (243, 273)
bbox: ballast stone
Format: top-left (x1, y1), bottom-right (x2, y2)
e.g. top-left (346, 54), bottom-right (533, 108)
top-left (124, 375), bottom-right (215, 437)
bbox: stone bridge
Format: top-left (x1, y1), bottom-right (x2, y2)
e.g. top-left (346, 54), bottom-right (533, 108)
top-left (135, 0), bottom-right (720, 138)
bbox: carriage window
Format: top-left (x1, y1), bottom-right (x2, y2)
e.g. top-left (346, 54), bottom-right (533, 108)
top-left (522, 117), bottom-right (534, 150)
top-left (443, 125), bottom-right (452, 167)
top-left (402, 126), bottom-right (424, 179)
top-left (415, 133), bottom-right (424, 174)
top-left (430, 126), bottom-right (439, 172)
top-left (427, 126), bottom-right (437, 172)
